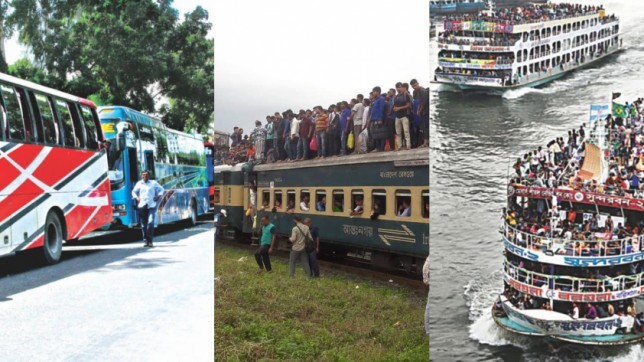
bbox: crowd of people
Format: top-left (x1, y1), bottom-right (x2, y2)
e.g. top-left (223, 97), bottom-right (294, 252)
top-left (218, 80), bottom-right (429, 165)
top-left (444, 3), bottom-right (606, 27)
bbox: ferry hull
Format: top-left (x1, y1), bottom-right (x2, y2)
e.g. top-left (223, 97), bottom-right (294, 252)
top-left (433, 47), bottom-right (623, 94)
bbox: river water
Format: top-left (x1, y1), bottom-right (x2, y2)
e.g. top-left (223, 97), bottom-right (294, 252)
top-left (429, 1), bottom-right (644, 360)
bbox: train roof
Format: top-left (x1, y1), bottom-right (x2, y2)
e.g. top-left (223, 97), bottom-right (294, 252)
top-left (214, 164), bottom-right (246, 173)
top-left (254, 148), bottom-right (428, 172)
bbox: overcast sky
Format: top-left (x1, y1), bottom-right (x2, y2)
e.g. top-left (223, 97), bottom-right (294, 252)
top-left (213, 0), bottom-right (430, 134)
top-left (4, 0), bottom-right (214, 64)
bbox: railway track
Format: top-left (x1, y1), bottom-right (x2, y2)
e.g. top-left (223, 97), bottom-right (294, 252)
top-left (215, 238), bottom-right (428, 292)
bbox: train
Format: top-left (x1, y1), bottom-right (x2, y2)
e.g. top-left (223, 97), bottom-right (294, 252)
top-left (214, 149), bottom-right (429, 276)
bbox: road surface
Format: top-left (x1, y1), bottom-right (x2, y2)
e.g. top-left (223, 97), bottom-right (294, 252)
top-left (0, 221), bottom-right (214, 361)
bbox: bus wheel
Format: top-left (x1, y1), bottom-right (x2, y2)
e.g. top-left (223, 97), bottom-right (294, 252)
top-left (188, 201), bottom-right (197, 226)
top-left (42, 212), bottom-right (64, 264)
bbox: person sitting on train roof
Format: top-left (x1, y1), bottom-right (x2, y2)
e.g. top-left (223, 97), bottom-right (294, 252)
top-left (316, 197), bottom-right (326, 212)
top-left (300, 195), bottom-right (310, 212)
top-left (350, 198), bottom-right (364, 217)
top-left (397, 200), bottom-right (411, 217)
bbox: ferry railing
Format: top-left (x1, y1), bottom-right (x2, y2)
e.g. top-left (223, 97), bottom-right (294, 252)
top-left (443, 11), bottom-right (607, 29)
top-left (502, 223), bottom-right (643, 258)
top-left (504, 260), bottom-right (644, 294)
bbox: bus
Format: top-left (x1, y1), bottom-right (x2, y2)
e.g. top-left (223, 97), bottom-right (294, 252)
top-left (98, 106), bottom-right (210, 229)
top-left (204, 141), bottom-right (215, 210)
top-left (0, 72), bottom-right (112, 264)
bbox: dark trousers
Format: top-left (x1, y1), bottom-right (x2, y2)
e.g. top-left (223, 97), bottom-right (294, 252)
top-left (255, 245), bottom-right (272, 271)
top-left (265, 139), bottom-right (274, 158)
top-left (275, 138), bottom-right (285, 160)
top-left (308, 250), bottom-right (320, 277)
top-left (137, 205), bottom-right (156, 243)
top-left (386, 118), bottom-right (395, 149)
top-left (327, 131), bottom-right (340, 156)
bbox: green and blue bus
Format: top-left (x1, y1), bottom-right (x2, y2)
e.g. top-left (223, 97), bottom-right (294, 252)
top-left (98, 106), bottom-right (210, 228)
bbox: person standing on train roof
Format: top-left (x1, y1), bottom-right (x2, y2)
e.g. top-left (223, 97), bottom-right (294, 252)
top-left (368, 86), bottom-right (386, 152)
top-left (314, 106), bottom-right (329, 159)
top-left (132, 170), bottom-right (165, 247)
top-left (289, 216), bottom-right (311, 277)
top-left (265, 116), bottom-right (274, 159)
top-left (385, 88), bottom-right (396, 150)
top-left (351, 95), bottom-right (364, 145)
top-left (411, 79), bottom-right (429, 148)
top-left (340, 101), bottom-right (352, 155)
top-left (304, 218), bottom-right (320, 278)
top-left (251, 120), bottom-right (267, 162)
top-left (282, 111), bottom-right (292, 162)
top-left (255, 216), bottom-right (276, 273)
top-left (297, 110), bottom-right (313, 161)
top-left (273, 112), bottom-right (285, 161)
top-left (393, 82), bottom-right (412, 151)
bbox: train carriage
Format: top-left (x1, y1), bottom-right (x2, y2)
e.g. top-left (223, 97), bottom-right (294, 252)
top-left (214, 149), bottom-right (429, 275)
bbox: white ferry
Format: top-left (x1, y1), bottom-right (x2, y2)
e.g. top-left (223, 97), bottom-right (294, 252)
top-left (432, 1), bottom-right (621, 91)
top-left (492, 100), bottom-right (644, 345)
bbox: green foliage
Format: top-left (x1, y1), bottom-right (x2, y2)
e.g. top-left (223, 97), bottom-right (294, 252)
top-left (3, 0), bottom-right (213, 133)
top-left (215, 246), bottom-right (429, 361)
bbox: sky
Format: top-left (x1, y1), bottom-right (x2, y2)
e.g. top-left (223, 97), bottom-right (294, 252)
top-left (213, 0), bottom-right (430, 134)
top-left (3, 0), bottom-right (214, 64)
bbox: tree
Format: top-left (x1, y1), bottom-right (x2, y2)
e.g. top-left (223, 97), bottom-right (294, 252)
top-left (5, 0), bottom-right (214, 133)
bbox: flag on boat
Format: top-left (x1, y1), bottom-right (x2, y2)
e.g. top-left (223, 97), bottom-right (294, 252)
top-left (589, 104), bottom-right (609, 124)
top-left (612, 101), bottom-right (627, 118)
top-left (612, 92), bottom-right (621, 100)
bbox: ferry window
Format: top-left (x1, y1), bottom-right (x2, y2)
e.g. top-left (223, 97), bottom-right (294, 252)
top-left (332, 190), bottom-right (344, 213)
top-left (516, 51), bottom-right (521, 62)
top-left (54, 99), bottom-right (79, 147)
top-left (350, 190), bottom-right (364, 216)
top-left (299, 189), bottom-right (310, 211)
top-left (372, 189), bottom-right (387, 216)
top-left (261, 190), bottom-right (270, 209)
top-left (286, 190), bottom-right (295, 211)
top-left (32, 93), bottom-right (58, 145)
top-left (274, 190), bottom-right (283, 209)
top-left (79, 104), bottom-right (99, 150)
top-left (1, 85), bottom-right (26, 141)
top-left (395, 190), bottom-right (412, 217)
top-left (315, 190), bottom-right (326, 212)
top-left (422, 191), bottom-right (429, 219)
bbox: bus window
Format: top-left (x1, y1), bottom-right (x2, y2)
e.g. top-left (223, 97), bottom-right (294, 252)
top-left (144, 150), bottom-right (155, 179)
top-left (372, 189), bottom-right (387, 216)
top-left (350, 190), bottom-right (364, 216)
top-left (33, 93), bottom-right (59, 145)
top-left (1, 85), bottom-right (26, 141)
top-left (315, 190), bottom-right (326, 212)
top-left (15, 88), bottom-right (35, 142)
top-left (67, 101), bottom-right (86, 148)
top-left (274, 190), bottom-right (283, 209)
top-left (79, 104), bottom-right (99, 150)
top-left (422, 190), bottom-right (429, 219)
top-left (54, 99), bottom-right (78, 147)
top-left (332, 190), bottom-right (344, 213)
top-left (261, 190), bottom-right (270, 209)
top-left (395, 190), bottom-right (412, 217)
top-left (286, 190), bottom-right (296, 212)
top-left (300, 189), bottom-right (310, 211)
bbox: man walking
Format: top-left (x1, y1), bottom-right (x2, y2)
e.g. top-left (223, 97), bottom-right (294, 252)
top-left (132, 170), bottom-right (165, 247)
top-left (289, 216), bottom-right (311, 277)
top-left (255, 216), bottom-right (276, 272)
top-left (304, 218), bottom-right (320, 277)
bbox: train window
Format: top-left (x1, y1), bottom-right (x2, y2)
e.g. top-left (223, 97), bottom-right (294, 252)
top-left (274, 190), bottom-right (283, 209)
top-left (214, 188), bottom-right (221, 204)
top-left (315, 190), bottom-right (327, 212)
top-left (286, 190), bottom-right (296, 212)
top-left (351, 190), bottom-right (364, 216)
top-left (261, 190), bottom-right (270, 209)
top-left (1, 85), bottom-right (26, 141)
top-left (395, 190), bottom-right (412, 217)
top-left (300, 189), bottom-right (310, 212)
top-left (332, 190), bottom-right (344, 213)
top-left (422, 190), bottom-right (429, 219)
top-left (372, 189), bottom-right (387, 216)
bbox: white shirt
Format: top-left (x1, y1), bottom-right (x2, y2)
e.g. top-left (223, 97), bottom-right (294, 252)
top-left (132, 179), bottom-right (164, 208)
top-left (362, 106), bottom-right (370, 127)
top-left (300, 201), bottom-right (309, 211)
top-left (352, 103), bottom-right (364, 126)
top-left (572, 306), bottom-right (579, 319)
top-left (290, 118), bottom-right (301, 137)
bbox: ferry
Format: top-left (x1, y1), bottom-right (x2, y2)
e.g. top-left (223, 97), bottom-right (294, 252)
top-left (492, 99), bottom-right (644, 345)
top-left (432, 1), bottom-right (621, 92)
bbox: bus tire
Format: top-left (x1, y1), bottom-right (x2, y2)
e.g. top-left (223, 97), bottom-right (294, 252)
top-left (42, 212), bottom-right (64, 264)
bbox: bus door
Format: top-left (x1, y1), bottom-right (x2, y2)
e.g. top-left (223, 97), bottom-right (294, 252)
top-left (0, 225), bottom-right (11, 254)
top-left (122, 146), bottom-right (139, 225)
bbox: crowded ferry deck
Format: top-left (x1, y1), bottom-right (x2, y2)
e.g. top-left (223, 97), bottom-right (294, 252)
top-left (493, 96), bottom-right (644, 344)
top-left (433, 1), bottom-right (621, 92)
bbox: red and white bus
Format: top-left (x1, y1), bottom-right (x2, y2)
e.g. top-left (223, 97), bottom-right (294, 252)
top-left (0, 72), bottom-right (112, 264)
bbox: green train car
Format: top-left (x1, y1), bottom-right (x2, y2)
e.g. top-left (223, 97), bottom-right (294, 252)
top-left (214, 149), bottom-right (429, 275)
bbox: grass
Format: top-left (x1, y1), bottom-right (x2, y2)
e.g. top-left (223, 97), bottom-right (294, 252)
top-left (215, 245), bottom-right (429, 361)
